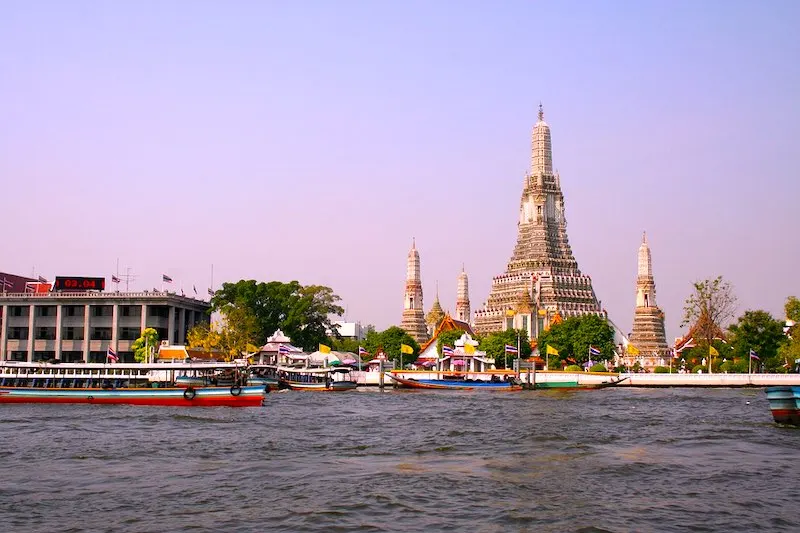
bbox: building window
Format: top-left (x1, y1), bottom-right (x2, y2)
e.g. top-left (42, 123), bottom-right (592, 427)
top-left (35, 327), bottom-right (56, 340)
top-left (65, 305), bottom-right (84, 317)
top-left (8, 327), bottom-right (29, 340)
top-left (62, 327), bottom-right (85, 340)
top-left (148, 306), bottom-right (169, 318)
top-left (522, 315), bottom-right (529, 331)
top-left (121, 306), bottom-right (141, 317)
top-left (9, 306), bottom-right (26, 317)
top-left (119, 327), bottom-right (140, 341)
top-left (9, 351), bottom-right (27, 361)
top-left (90, 327), bottom-right (112, 341)
top-left (36, 306), bottom-right (56, 317)
top-left (92, 306), bottom-right (112, 317)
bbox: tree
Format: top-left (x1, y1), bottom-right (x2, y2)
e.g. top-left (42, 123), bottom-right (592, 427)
top-left (131, 328), bottom-right (159, 363)
top-left (211, 280), bottom-right (344, 350)
top-left (727, 310), bottom-right (786, 372)
top-left (777, 296), bottom-right (800, 373)
top-left (535, 315), bottom-right (614, 367)
top-left (187, 307), bottom-right (259, 361)
top-left (479, 329), bottom-right (531, 369)
top-left (361, 326), bottom-right (419, 367)
top-left (682, 276), bottom-right (737, 372)
top-left (436, 329), bottom-right (469, 355)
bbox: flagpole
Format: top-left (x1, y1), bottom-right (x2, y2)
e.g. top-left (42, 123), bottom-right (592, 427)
top-left (748, 348), bottom-right (752, 374)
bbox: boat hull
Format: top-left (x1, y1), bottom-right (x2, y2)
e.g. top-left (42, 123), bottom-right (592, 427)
top-left (388, 374), bottom-right (522, 391)
top-left (766, 386), bottom-right (800, 425)
top-left (284, 381), bottom-right (358, 391)
top-left (0, 386), bottom-right (266, 407)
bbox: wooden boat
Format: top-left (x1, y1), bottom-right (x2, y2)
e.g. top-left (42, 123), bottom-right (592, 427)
top-left (278, 366), bottom-right (358, 391)
top-left (0, 360), bottom-right (266, 406)
top-left (247, 365), bottom-right (282, 391)
top-left (388, 373), bottom-right (522, 391)
top-left (765, 386), bottom-right (800, 425)
top-left (0, 385), bottom-right (266, 406)
top-left (530, 376), bottom-right (629, 390)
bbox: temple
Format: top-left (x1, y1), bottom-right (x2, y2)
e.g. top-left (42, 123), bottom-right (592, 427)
top-left (624, 233), bottom-right (669, 369)
top-left (400, 239), bottom-right (429, 343)
top-left (474, 104), bottom-right (602, 340)
top-left (455, 267), bottom-right (470, 324)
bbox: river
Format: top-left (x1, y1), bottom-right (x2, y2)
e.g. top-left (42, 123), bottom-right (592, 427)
top-left (0, 387), bottom-right (797, 532)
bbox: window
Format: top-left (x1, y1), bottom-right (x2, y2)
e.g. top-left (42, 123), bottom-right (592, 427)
top-left (36, 306), bottom-right (56, 317)
top-left (90, 327), bottom-right (112, 341)
top-left (62, 327), bottom-right (84, 340)
top-left (119, 327), bottom-right (140, 341)
top-left (121, 306), bottom-right (141, 317)
top-left (91, 306), bottom-right (112, 317)
top-left (65, 305), bottom-right (84, 317)
top-left (9, 306), bottom-right (26, 317)
top-left (8, 327), bottom-right (28, 340)
top-left (35, 327), bottom-right (56, 340)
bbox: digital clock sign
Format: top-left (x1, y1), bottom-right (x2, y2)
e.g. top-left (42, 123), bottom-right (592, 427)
top-left (53, 276), bottom-right (106, 292)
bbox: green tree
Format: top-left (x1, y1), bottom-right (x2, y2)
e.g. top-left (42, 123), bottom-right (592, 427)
top-left (777, 296), bottom-right (800, 373)
top-left (727, 310), bottom-right (786, 372)
top-left (536, 315), bottom-right (614, 367)
top-left (479, 329), bottom-right (531, 369)
top-left (436, 329), bottom-right (469, 355)
top-left (131, 328), bottom-right (159, 363)
top-left (187, 307), bottom-right (259, 361)
top-left (211, 280), bottom-right (344, 350)
top-left (361, 326), bottom-right (419, 367)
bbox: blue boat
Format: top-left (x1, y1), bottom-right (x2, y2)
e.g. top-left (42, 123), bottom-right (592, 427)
top-left (765, 386), bottom-right (800, 425)
top-left (388, 373), bottom-right (522, 391)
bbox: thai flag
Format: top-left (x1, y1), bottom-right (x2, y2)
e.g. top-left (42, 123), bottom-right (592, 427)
top-left (749, 349), bottom-right (760, 360)
top-left (278, 345), bottom-right (291, 355)
top-left (107, 348), bottom-right (119, 363)
top-left (162, 274), bottom-right (173, 283)
top-left (589, 346), bottom-right (601, 357)
top-left (442, 346), bottom-right (454, 356)
top-left (111, 275), bottom-right (121, 283)
top-left (358, 346), bottom-right (368, 356)
top-left (504, 344), bottom-right (518, 354)
top-left (208, 288), bottom-right (214, 296)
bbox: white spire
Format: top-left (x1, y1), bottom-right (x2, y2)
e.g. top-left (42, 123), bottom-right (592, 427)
top-left (638, 232), bottom-right (652, 278)
top-left (531, 102), bottom-right (553, 176)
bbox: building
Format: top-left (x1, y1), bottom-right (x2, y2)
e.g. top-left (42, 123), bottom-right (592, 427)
top-left (624, 233), bottom-right (669, 369)
top-left (329, 321), bottom-right (367, 340)
top-left (455, 267), bottom-right (471, 324)
top-left (400, 239), bottom-right (429, 343)
top-left (474, 104), bottom-right (602, 339)
top-left (0, 289), bottom-right (210, 363)
top-left (425, 285), bottom-right (446, 337)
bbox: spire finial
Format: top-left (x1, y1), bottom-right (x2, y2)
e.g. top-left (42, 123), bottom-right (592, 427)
top-left (642, 231), bottom-right (647, 244)
top-left (435, 280), bottom-right (439, 298)
top-left (412, 237), bottom-right (416, 250)
top-left (538, 102), bottom-right (544, 121)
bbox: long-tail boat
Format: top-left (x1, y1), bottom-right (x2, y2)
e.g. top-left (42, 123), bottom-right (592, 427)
top-left (765, 386), bottom-right (800, 425)
top-left (387, 373), bottom-right (522, 391)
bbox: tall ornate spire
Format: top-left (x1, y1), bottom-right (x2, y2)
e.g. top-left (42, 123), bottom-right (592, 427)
top-left (531, 103), bottom-right (553, 176)
top-left (400, 239), bottom-right (428, 343)
top-left (456, 266), bottom-right (471, 324)
top-left (629, 232), bottom-right (668, 360)
top-left (475, 103), bottom-right (601, 337)
top-left (426, 282), bottom-right (445, 334)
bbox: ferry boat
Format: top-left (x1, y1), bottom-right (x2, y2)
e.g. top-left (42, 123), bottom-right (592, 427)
top-left (387, 373), bottom-right (523, 391)
top-left (0, 361), bottom-right (266, 407)
top-left (277, 366), bottom-right (358, 391)
top-left (765, 385), bottom-right (800, 425)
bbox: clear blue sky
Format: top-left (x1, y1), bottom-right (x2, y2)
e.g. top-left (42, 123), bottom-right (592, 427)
top-left (2, 1), bottom-right (798, 342)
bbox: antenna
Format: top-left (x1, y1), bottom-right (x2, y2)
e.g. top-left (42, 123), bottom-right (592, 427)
top-left (119, 267), bottom-right (137, 292)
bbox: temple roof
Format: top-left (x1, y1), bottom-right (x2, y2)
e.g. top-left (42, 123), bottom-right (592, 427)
top-left (418, 313), bottom-right (474, 354)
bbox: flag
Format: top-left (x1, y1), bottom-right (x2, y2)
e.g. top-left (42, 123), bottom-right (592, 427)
top-left (504, 344), bottom-right (519, 354)
top-left (358, 346), bottom-right (368, 356)
top-left (278, 345), bottom-right (291, 355)
top-left (442, 345), bottom-right (454, 356)
top-left (193, 285), bottom-right (197, 295)
top-left (319, 344), bottom-right (331, 354)
top-left (181, 288), bottom-right (185, 296)
top-left (709, 346), bottom-right (719, 356)
top-left (162, 274), bottom-right (173, 283)
top-left (38, 276), bottom-right (47, 283)
top-left (400, 344), bottom-right (414, 355)
top-left (546, 345), bottom-right (559, 356)
top-left (749, 349), bottom-right (760, 360)
top-left (208, 288), bottom-right (214, 296)
top-left (1, 278), bottom-right (12, 289)
top-left (589, 346), bottom-right (601, 357)
top-left (111, 275), bottom-right (121, 283)
top-left (463, 343), bottom-right (475, 355)
top-left (627, 343), bottom-right (640, 355)
top-left (505, 309), bottom-right (516, 317)
top-left (106, 348), bottom-right (118, 363)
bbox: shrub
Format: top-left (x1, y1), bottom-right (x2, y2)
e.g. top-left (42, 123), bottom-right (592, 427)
top-left (691, 365), bottom-right (705, 374)
top-left (589, 363), bottom-right (607, 372)
top-left (653, 366), bottom-right (670, 373)
top-left (564, 364), bottom-right (582, 372)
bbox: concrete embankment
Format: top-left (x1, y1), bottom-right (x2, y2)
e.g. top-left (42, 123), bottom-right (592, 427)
top-left (352, 370), bottom-right (800, 388)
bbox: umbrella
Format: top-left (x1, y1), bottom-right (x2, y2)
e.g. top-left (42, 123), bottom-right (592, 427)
top-left (421, 361), bottom-right (436, 368)
top-left (452, 360), bottom-right (465, 366)
top-left (341, 358), bottom-right (357, 365)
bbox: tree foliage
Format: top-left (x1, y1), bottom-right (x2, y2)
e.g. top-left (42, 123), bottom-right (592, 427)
top-left (777, 296), bottom-right (800, 373)
top-left (436, 329), bottom-right (469, 355)
top-left (188, 307), bottom-right (260, 361)
top-left (479, 329), bottom-right (531, 369)
top-left (211, 280), bottom-right (344, 350)
top-left (682, 276), bottom-right (737, 347)
top-left (361, 326), bottom-right (419, 367)
top-left (536, 315), bottom-right (615, 367)
top-left (131, 328), bottom-right (159, 363)
top-left (727, 310), bottom-right (786, 372)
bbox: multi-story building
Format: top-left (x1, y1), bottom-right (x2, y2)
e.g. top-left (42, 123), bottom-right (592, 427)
top-left (0, 290), bottom-right (210, 363)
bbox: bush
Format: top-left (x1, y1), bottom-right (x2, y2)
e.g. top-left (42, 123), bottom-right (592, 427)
top-left (653, 366), bottom-right (670, 373)
top-left (564, 364), bottom-right (582, 372)
top-left (589, 363), bottom-right (607, 372)
top-left (691, 365), bottom-right (705, 374)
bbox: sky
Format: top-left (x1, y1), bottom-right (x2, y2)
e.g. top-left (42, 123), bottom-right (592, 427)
top-left (2, 1), bottom-right (799, 342)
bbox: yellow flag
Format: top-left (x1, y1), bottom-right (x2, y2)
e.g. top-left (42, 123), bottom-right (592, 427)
top-left (709, 346), bottom-right (719, 356)
top-left (627, 343), bottom-right (640, 355)
top-left (538, 309), bottom-right (547, 316)
top-left (400, 343), bottom-right (413, 355)
top-left (319, 344), bottom-right (331, 354)
top-left (505, 309), bottom-right (516, 317)
top-left (463, 343), bottom-right (475, 355)
top-left (546, 345), bottom-right (559, 356)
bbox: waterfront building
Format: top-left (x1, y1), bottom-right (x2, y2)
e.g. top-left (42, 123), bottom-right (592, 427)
top-left (257, 329), bottom-right (304, 365)
top-left (329, 321), bottom-right (367, 340)
top-left (0, 289), bottom-right (210, 363)
top-left (400, 239), bottom-right (429, 343)
top-left (455, 267), bottom-right (471, 324)
top-left (474, 104), bottom-right (602, 339)
top-left (622, 233), bottom-right (669, 370)
top-left (417, 313), bottom-right (474, 361)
